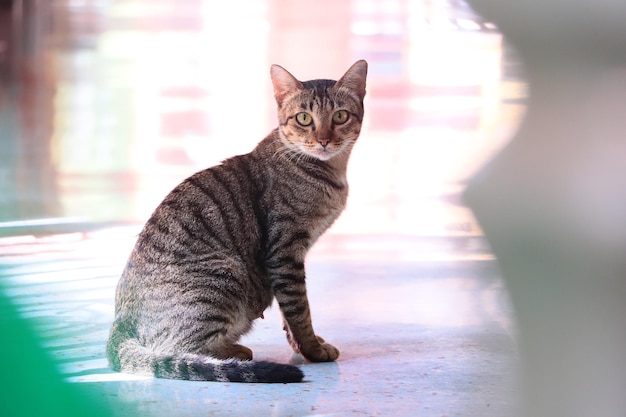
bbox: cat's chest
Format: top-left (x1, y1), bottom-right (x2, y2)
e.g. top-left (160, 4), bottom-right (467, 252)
top-left (266, 179), bottom-right (346, 228)
top-left (305, 183), bottom-right (348, 233)
top-left (309, 180), bottom-right (347, 214)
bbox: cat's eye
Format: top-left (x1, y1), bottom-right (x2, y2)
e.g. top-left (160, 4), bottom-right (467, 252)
top-left (332, 110), bottom-right (349, 125)
top-left (295, 112), bottom-right (313, 126)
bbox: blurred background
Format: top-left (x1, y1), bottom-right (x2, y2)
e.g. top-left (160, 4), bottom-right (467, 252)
top-left (0, 0), bottom-right (526, 238)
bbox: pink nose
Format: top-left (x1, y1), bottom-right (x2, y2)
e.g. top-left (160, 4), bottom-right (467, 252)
top-left (317, 138), bottom-right (331, 147)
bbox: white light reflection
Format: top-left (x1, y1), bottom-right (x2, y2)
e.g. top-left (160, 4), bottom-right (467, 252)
top-left (322, 275), bottom-right (511, 330)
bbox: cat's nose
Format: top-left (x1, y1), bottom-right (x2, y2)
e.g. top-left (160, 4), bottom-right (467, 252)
top-left (317, 138), bottom-right (331, 148)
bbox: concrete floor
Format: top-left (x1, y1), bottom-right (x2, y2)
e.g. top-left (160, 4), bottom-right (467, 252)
top-left (0, 228), bottom-right (518, 417)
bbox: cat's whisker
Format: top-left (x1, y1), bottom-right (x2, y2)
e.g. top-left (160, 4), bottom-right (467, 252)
top-left (273, 145), bottom-right (305, 165)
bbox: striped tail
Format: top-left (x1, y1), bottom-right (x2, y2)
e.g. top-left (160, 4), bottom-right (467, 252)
top-left (110, 338), bottom-right (304, 383)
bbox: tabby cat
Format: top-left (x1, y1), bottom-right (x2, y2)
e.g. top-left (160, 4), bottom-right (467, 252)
top-left (107, 60), bottom-right (367, 383)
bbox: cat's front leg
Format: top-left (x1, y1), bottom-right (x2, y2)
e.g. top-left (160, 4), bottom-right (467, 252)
top-left (282, 317), bottom-right (334, 356)
top-left (270, 270), bottom-right (339, 362)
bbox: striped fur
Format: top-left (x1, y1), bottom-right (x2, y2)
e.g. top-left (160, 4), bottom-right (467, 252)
top-left (107, 60), bottom-right (367, 383)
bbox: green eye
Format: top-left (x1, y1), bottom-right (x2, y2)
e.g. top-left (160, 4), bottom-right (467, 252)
top-left (332, 110), bottom-right (349, 125)
top-left (295, 112), bottom-right (313, 126)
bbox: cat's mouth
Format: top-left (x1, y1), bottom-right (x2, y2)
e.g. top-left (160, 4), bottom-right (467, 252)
top-left (282, 138), bottom-right (342, 161)
top-left (309, 145), bottom-right (339, 161)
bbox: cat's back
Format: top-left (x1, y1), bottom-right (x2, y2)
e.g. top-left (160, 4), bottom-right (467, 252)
top-left (136, 152), bottom-right (264, 259)
top-left (125, 132), bottom-right (347, 271)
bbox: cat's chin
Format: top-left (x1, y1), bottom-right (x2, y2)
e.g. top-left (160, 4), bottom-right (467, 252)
top-left (304, 147), bottom-right (344, 161)
top-left (312, 152), bottom-right (333, 161)
top-left (308, 151), bottom-right (337, 161)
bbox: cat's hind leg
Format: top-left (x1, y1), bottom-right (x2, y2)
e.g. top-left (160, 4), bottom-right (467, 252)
top-left (196, 306), bottom-right (257, 361)
top-left (180, 257), bottom-right (258, 361)
top-left (210, 343), bottom-right (253, 361)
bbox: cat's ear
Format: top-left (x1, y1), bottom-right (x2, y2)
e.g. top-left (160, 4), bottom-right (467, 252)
top-left (270, 64), bottom-right (303, 107)
top-left (336, 60), bottom-right (368, 100)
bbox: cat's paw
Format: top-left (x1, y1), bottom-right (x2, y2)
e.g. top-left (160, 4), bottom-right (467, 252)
top-left (230, 344), bottom-right (254, 361)
top-left (212, 343), bottom-right (253, 361)
top-left (302, 339), bottom-right (340, 362)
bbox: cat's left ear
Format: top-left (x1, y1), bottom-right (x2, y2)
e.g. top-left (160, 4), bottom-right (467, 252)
top-left (336, 60), bottom-right (368, 100)
top-left (270, 64), bottom-right (303, 107)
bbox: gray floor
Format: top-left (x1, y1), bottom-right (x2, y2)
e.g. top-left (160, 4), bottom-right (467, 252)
top-left (1, 228), bottom-right (519, 417)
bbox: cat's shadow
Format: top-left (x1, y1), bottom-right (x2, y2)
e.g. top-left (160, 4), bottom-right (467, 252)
top-left (288, 352), bottom-right (306, 365)
top-left (288, 353), bottom-right (341, 384)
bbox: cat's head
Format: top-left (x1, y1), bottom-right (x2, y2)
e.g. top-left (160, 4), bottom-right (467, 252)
top-left (270, 60), bottom-right (368, 161)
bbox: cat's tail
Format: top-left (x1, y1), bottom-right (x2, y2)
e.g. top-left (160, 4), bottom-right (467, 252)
top-left (109, 338), bottom-right (304, 383)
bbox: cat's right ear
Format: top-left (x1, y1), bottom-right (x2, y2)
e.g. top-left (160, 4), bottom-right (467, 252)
top-left (270, 65), bottom-right (303, 107)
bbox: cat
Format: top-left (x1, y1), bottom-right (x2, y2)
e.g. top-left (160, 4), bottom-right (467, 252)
top-left (106, 60), bottom-right (368, 383)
